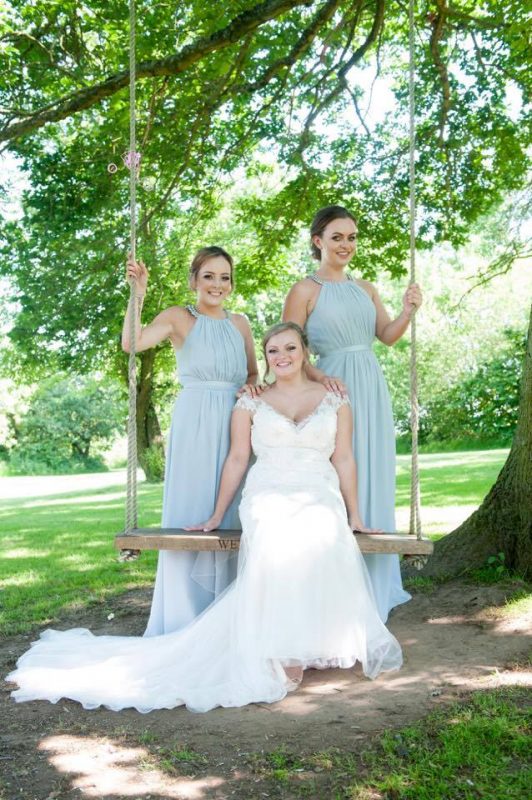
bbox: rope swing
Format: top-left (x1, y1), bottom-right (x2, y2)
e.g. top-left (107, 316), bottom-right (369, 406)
top-left (407, 0), bottom-right (423, 548)
top-left (117, 0), bottom-right (432, 561)
top-left (125, 0), bottom-right (138, 537)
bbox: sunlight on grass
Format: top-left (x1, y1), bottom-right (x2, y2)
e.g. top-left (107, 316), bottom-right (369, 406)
top-left (357, 689), bottom-right (531, 800)
top-left (38, 734), bottom-right (225, 797)
top-left (0, 449), bottom-right (509, 634)
top-left (122, 688), bottom-right (528, 800)
top-left (12, 494), bottom-right (127, 509)
top-left (396, 449), bottom-right (508, 531)
top-left (396, 504), bottom-right (478, 536)
top-left (503, 590), bottom-right (532, 617)
top-left (1, 572), bottom-right (42, 587)
top-left (0, 479), bottom-right (160, 634)
top-left (3, 548), bottom-right (52, 559)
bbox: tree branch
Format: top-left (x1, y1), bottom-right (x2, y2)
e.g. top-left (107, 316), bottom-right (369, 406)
top-left (429, 0), bottom-right (451, 145)
top-left (244, 0), bottom-right (342, 93)
top-left (0, 0), bottom-right (313, 143)
top-left (444, 8), bottom-right (508, 31)
top-left (296, 0), bottom-right (385, 154)
top-left (136, 2), bottom-right (344, 233)
top-left (295, 0), bottom-right (364, 105)
top-left (348, 88), bottom-right (371, 136)
top-left (455, 244), bottom-right (532, 308)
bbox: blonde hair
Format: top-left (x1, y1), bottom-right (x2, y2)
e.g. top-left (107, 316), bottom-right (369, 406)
top-left (261, 322), bottom-right (309, 381)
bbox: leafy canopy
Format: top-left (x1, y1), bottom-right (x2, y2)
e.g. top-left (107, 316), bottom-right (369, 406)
top-left (0, 0), bottom-right (529, 377)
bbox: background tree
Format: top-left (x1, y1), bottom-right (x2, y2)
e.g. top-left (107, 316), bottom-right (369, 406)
top-left (0, 1), bottom-right (530, 570)
top-left (415, 304), bottom-right (531, 579)
top-left (8, 375), bottom-right (124, 474)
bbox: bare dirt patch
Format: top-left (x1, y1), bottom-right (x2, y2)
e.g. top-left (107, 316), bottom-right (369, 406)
top-left (1, 578), bottom-right (530, 800)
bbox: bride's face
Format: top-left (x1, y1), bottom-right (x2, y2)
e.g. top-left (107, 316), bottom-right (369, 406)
top-left (265, 330), bottom-right (305, 379)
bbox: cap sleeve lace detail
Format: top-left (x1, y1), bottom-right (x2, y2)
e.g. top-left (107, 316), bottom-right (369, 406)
top-left (235, 394), bottom-right (258, 414)
top-left (324, 392), bottom-right (351, 413)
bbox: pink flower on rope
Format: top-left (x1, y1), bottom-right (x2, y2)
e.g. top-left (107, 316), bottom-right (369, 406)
top-left (122, 150), bottom-right (141, 172)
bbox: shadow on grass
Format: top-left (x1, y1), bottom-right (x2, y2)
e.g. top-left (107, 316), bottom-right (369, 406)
top-left (396, 450), bottom-right (507, 507)
top-left (0, 482), bottom-right (162, 511)
top-left (0, 484), bottom-right (163, 635)
top-left (4, 684), bottom-right (529, 800)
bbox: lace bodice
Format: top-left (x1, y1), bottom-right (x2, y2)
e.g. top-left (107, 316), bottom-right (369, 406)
top-left (236, 393), bottom-right (349, 462)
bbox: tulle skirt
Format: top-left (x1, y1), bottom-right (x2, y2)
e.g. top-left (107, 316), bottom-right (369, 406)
top-left (8, 461), bottom-right (402, 713)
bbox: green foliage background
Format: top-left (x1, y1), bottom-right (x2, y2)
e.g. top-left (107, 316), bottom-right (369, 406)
top-left (0, 1), bottom-right (530, 474)
top-left (7, 375), bottom-right (124, 474)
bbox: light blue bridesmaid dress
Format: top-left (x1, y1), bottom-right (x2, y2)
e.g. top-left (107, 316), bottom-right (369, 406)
top-left (306, 276), bottom-right (411, 622)
top-left (144, 306), bottom-right (248, 636)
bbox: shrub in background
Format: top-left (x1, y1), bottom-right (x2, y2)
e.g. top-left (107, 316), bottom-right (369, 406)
top-left (8, 375), bottom-right (124, 475)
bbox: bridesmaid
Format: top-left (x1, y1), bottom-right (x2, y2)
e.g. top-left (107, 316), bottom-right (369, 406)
top-left (122, 246), bottom-right (258, 635)
top-left (283, 205), bottom-right (422, 622)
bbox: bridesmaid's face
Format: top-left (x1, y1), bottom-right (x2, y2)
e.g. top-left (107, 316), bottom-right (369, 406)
top-left (193, 256), bottom-right (232, 308)
top-left (313, 218), bottom-right (357, 268)
top-left (265, 331), bottom-right (306, 379)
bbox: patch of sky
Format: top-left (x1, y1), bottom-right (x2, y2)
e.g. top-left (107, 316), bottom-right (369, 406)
top-left (0, 151), bottom-right (30, 222)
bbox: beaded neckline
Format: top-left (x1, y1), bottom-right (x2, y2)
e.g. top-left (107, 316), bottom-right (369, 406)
top-left (187, 304), bottom-right (229, 320)
top-left (309, 273), bottom-right (353, 286)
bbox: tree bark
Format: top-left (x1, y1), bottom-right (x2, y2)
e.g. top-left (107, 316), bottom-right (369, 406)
top-left (411, 304), bottom-right (532, 579)
top-left (136, 349), bottom-right (165, 483)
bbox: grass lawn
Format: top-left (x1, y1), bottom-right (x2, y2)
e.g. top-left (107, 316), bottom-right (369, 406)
top-left (233, 686), bottom-right (531, 799)
top-left (396, 449), bottom-right (508, 537)
top-left (0, 449), bottom-right (509, 636)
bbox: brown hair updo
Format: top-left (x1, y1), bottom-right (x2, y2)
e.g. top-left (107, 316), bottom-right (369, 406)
top-left (261, 322), bottom-right (309, 382)
top-left (310, 205), bottom-right (357, 261)
top-left (189, 246), bottom-right (234, 287)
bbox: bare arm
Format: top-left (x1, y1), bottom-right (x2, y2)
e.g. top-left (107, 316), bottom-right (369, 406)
top-left (186, 408), bottom-right (252, 531)
top-left (121, 257), bottom-right (188, 353)
top-left (330, 404), bottom-right (366, 530)
top-left (232, 314), bottom-right (259, 386)
top-left (122, 303), bottom-right (182, 353)
top-left (282, 281), bottom-right (313, 329)
top-left (364, 281), bottom-right (422, 346)
top-left (332, 404), bottom-right (378, 533)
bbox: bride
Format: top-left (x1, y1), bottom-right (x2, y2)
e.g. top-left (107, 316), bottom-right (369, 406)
top-left (7, 322), bottom-right (402, 713)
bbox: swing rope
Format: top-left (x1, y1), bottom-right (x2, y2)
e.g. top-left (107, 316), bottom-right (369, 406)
top-left (407, 0), bottom-right (422, 541)
top-left (122, 0), bottom-right (425, 549)
top-left (125, 0), bottom-right (138, 535)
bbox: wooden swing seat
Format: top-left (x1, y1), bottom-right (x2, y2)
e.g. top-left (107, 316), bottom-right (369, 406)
top-left (115, 528), bottom-right (434, 555)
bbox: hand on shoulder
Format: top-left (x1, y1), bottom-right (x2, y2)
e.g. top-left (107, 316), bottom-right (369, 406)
top-left (318, 375), bottom-right (348, 396)
top-left (237, 382), bottom-right (265, 399)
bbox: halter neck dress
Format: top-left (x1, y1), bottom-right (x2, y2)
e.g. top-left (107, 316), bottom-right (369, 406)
top-left (305, 276), bottom-right (411, 622)
top-left (144, 306), bottom-right (248, 636)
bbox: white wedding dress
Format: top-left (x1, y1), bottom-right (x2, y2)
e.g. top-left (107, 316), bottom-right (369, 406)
top-left (8, 394), bottom-right (402, 713)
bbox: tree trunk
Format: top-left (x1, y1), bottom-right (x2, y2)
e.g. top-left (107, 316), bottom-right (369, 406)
top-left (71, 440), bottom-right (91, 460)
top-left (136, 349), bottom-right (165, 483)
top-left (411, 305), bottom-right (532, 579)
